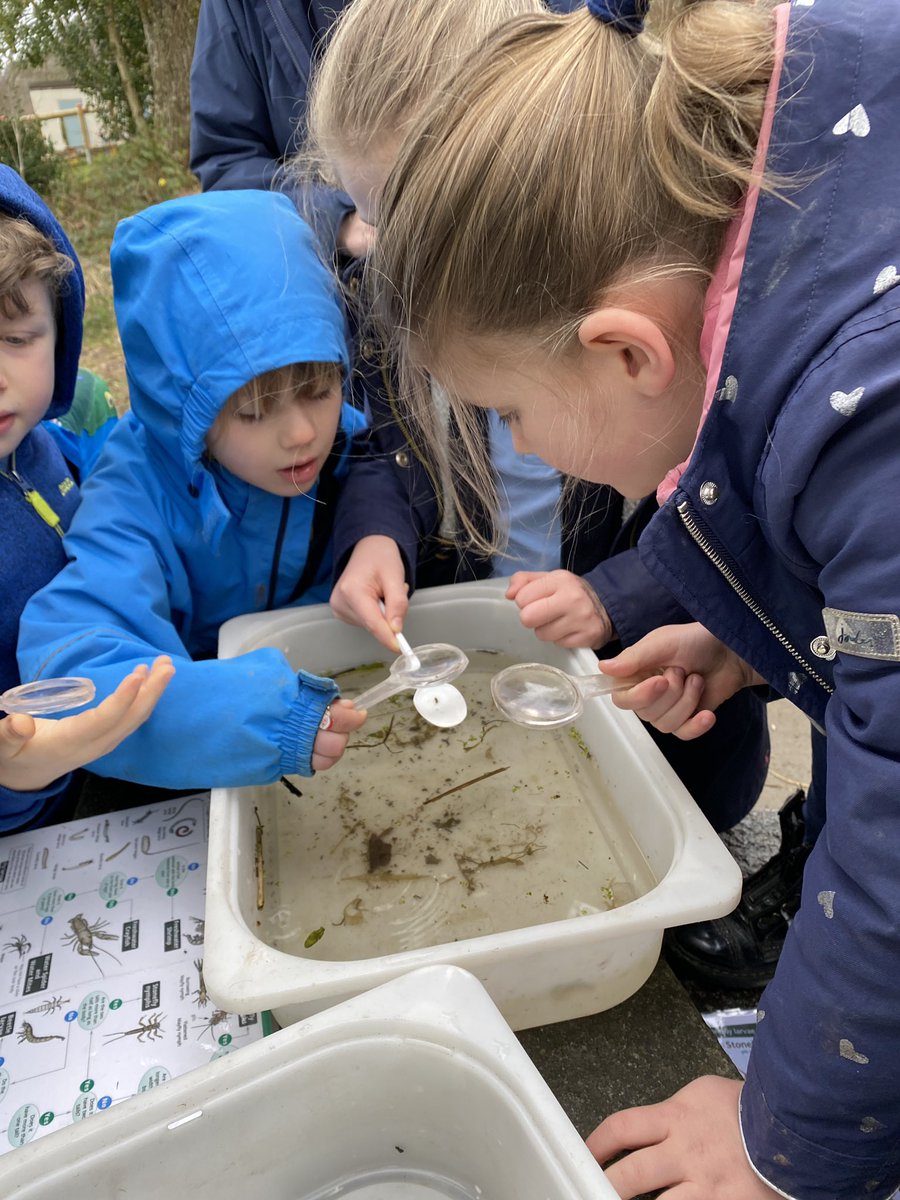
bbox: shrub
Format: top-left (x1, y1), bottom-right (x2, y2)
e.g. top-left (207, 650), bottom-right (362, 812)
top-left (0, 115), bottom-right (62, 199)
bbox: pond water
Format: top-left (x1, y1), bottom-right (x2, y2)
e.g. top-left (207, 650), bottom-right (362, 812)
top-left (256, 651), bottom-right (657, 961)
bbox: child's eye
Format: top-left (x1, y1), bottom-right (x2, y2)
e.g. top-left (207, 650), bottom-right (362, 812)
top-left (235, 409), bottom-right (264, 424)
top-left (497, 410), bottom-right (518, 428)
top-left (2, 335), bottom-right (31, 348)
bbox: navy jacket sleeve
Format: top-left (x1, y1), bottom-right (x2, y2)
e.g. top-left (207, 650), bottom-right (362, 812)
top-left (738, 354), bottom-right (900, 1199)
top-left (583, 546), bottom-right (692, 645)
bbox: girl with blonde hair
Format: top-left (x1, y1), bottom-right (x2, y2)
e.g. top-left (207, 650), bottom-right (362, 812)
top-left (303, 0), bottom-right (771, 842)
top-left (372, 0), bottom-right (900, 1195)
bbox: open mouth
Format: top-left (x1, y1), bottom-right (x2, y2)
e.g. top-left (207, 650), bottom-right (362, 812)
top-left (278, 457), bottom-right (318, 484)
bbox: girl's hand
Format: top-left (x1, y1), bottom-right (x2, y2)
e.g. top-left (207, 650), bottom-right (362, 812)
top-left (311, 699), bottom-right (367, 772)
top-left (330, 535), bottom-right (409, 652)
top-left (599, 623), bottom-right (763, 739)
top-left (506, 570), bottom-right (614, 648)
top-left (0, 656), bottom-right (175, 793)
top-left (587, 1076), bottom-right (781, 1199)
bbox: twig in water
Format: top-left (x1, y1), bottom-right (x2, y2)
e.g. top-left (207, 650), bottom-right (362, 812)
top-left (422, 766), bottom-right (509, 807)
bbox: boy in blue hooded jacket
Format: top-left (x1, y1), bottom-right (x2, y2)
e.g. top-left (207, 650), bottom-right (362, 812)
top-left (18, 189), bottom-right (366, 791)
top-left (0, 165), bottom-right (173, 829)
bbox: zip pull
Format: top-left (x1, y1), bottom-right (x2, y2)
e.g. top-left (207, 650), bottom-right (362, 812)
top-left (2, 458), bottom-right (65, 538)
top-left (22, 486), bottom-right (64, 537)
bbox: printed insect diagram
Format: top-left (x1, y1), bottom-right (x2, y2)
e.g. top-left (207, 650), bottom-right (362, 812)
top-left (0, 795), bottom-right (264, 1151)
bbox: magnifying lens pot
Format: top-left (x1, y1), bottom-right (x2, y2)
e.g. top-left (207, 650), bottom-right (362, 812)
top-left (490, 663), bottom-right (584, 729)
top-left (0, 676), bottom-right (97, 716)
top-left (352, 644), bottom-right (470, 719)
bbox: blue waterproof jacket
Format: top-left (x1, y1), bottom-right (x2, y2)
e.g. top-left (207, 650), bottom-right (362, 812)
top-left (0, 165), bottom-right (84, 830)
top-left (18, 190), bottom-right (363, 791)
top-left (638, 2), bottom-right (900, 1194)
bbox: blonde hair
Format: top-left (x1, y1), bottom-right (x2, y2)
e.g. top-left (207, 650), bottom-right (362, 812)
top-left (207, 361), bottom-right (342, 446)
top-left (372, 0), bottom-right (778, 553)
top-left (303, 0), bottom-right (544, 186)
top-left (0, 214), bottom-right (73, 321)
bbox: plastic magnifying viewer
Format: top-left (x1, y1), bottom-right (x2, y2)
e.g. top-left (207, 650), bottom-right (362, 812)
top-left (1, 676), bottom-right (96, 716)
top-left (351, 643), bottom-right (469, 728)
top-left (491, 662), bottom-right (640, 729)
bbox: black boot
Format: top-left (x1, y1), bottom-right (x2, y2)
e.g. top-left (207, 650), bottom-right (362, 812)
top-left (664, 790), bottom-right (811, 990)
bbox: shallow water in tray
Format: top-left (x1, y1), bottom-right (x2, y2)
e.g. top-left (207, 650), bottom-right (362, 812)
top-left (305, 1172), bottom-right (477, 1199)
top-left (257, 651), bottom-right (657, 960)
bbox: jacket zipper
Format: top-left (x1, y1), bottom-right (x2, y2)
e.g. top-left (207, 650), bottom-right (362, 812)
top-left (676, 497), bottom-right (834, 695)
top-left (266, 498), bottom-right (290, 609)
top-left (0, 453), bottom-right (65, 538)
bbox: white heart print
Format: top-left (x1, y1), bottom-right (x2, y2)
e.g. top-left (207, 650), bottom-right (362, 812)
top-left (795, 0), bottom-right (814, 6)
top-left (874, 266), bottom-right (899, 295)
top-left (830, 387), bottom-right (864, 416)
top-left (833, 104), bottom-right (870, 137)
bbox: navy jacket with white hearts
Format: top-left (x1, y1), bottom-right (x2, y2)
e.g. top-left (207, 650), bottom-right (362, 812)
top-left (638, 2), bottom-right (900, 1195)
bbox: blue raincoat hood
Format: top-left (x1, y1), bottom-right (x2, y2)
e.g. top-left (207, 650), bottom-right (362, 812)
top-left (0, 164), bottom-right (84, 420)
top-left (110, 189), bottom-right (349, 546)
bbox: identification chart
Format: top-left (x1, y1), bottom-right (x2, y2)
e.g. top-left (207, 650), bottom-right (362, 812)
top-left (0, 794), bottom-right (264, 1152)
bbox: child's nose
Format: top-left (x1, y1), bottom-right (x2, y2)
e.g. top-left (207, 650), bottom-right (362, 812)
top-left (279, 406), bottom-right (315, 447)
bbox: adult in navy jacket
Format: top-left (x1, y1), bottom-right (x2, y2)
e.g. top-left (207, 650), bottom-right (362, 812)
top-left (189, 0), bottom-right (586, 250)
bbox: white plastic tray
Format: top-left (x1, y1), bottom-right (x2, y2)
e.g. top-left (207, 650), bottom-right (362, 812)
top-left (0, 965), bottom-right (618, 1199)
top-left (205, 579), bottom-right (741, 1029)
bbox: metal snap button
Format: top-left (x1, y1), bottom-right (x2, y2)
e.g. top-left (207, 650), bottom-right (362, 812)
top-left (394, 450), bottom-right (410, 468)
top-left (810, 635), bottom-right (836, 660)
top-left (699, 481), bottom-right (720, 506)
top-left (361, 339), bottom-right (375, 360)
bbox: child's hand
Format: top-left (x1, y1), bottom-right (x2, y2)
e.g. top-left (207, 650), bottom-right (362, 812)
top-left (598, 623), bottom-right (763, 739)
top-left (587, 1076), bottom-right (781, 1198)
top-left (330, 535), bottom-right (409, 652)
top-left (0, 656), bottom-right (175, 793)
top-left (506, 570), bottom-right (614, 648)
top-left (311, 698), bottom-right (367, 772)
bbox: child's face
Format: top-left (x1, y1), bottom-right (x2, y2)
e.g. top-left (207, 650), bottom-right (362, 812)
top-left (435, 334), bottom-right (703, 501)
top-left (0, 277), bottom-right (56, 461)
top-left (210, 375), bottom-right (344, 497)
top-left (333, 147), bottom-right (395, 234)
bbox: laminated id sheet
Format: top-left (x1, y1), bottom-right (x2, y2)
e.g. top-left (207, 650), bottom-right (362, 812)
top-left (0, 793), bottom-right (264, 1152)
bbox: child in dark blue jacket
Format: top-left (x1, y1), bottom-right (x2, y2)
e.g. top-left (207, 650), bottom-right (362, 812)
top-left (0, 166), bottom-right (172, 830)
top-left (18, 190), bottom-right (366, 792)
top-left (370, 0), bottom-right (900, 1194)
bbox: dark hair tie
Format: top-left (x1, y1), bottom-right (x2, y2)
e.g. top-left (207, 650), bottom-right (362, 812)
top-left (586, 0), bottom-right (649, 37)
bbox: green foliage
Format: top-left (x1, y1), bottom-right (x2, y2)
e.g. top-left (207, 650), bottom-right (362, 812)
top-left (0, 115), bottom-right (62, 197)
top-left (0, 0), bottom-right (150, 139)
top-left (53, 135), bottom-right (197, 258)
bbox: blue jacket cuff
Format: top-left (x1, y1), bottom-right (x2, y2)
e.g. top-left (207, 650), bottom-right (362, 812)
top-left (278, 670), bottom-right (340, 778)
top-left (0, 774), bottom-right (71, 833)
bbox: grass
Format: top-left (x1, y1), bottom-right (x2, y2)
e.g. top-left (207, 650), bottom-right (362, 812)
top-left (50, 138), bottom-right (198, 408)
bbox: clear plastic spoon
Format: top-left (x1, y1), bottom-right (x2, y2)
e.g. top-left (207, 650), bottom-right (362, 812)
top-left (491, 662), bottom-right (637, 729)
top-left (1, 676), bottom-right (96, 716)
top-left (352, 642), bottom-right (469, 728)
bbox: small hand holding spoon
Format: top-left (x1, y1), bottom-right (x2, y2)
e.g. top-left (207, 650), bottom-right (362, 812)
top-left (491, 662), bottom-right (648, 729)
top-left (1, 676), bottom-right (96, 716)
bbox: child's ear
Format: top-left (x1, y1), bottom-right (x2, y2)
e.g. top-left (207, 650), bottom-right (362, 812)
top-left (577, 308), bottom-right (676, 398)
